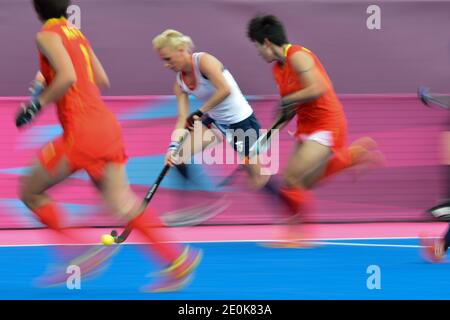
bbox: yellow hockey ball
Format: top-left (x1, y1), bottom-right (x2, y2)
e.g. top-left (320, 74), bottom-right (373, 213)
top-left (101, 234), bottom-right (115, 246)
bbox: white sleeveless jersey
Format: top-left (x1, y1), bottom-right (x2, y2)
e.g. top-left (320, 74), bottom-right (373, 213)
top-left (176, 52), bottom-right (253, 125)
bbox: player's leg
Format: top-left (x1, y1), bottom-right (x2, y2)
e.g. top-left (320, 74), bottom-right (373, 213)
top-left (444, 225), bottom-right (450, 254)
top-left (19, 139), bottom-right (74, 233)
top-left (298, 121), bottom-right (384, 186)
top-left (421, 130), bottom-right (450, 262)
top-left (92, 162), bottom-right (202, 291)
top-left (429, 131), bottom-right (450, 215)
top-left (421, 232), bottom-right (447, 263)
top-left (435, 130), bottom-right (450, 258)
top-left (430, 224), bottom-right (450, 260)
top-left (21, 139), bottom-right (105, 286)
top-left (164, 120), bottom-right (227, 226)
top-left (260, 139), bottom-right (331, 247)
top-left (283, 139), bottom-right (331, 203)
top-left (243, 162), bottom-right (271, 188)
top-left (227, 113), bottom-right (272, 188)
top-left (263, 129), bottom-right (334, 201)
top-left (283, 140), bottom-right (333, 243)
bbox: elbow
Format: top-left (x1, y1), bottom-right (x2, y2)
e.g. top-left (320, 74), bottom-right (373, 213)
top-left (221, 86), bottom-right (231, 99)
top-left (63, 68), bottom-right (77, 86)
top-left (104, 78), bottom-right (111, 89)
top-left (97, 75), bottom-right (111, 89)
top-left (99, 79), bottom-right (111, 89)
top-left (64, 73), bottom-right (77, 88)
top-left (313, 84), bottom-right (328, 99)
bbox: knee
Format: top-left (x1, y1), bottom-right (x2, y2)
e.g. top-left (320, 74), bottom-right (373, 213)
top-left (282, 171), bottom-right (309, 189)
top-left (282, 171), bottom-right (299, 188)
top-left (249, 174), bottom-right (270, 190)
top-left (18, 177), bottom-right (35, 208)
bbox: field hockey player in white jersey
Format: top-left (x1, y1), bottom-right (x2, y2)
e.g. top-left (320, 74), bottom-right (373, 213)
top-left (152, 29), bottom-right (271, 198)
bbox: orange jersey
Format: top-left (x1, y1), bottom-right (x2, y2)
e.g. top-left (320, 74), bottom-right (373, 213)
top-left (37, 17), bottom-right (126, 178)
top-left (38, 17), bottom-right (120, 138)
top-left (272, 44), bottom-right (346, 133)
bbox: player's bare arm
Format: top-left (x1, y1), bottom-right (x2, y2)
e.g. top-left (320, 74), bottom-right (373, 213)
top-left (281, 51), bottom-right (328, 106)
top-left (90, 48), bottom-right (110, 89)
top-left (196, 53), bottom-right (231, 114)
top-left (36, 32), bottom-right (76, 107)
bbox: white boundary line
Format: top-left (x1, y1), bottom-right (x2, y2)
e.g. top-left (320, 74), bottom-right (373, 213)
top-left (0, 236), bottom-right (437, 248)
top-left (312, 241), bottom-right (422, 248)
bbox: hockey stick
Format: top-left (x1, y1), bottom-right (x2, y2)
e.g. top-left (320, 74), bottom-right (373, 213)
top-left (418, 86), bottom-right (450, 110)
top-left (217, 105), bottom-right (297, 187)
top-left (110, 131), bottom-right (189, 243)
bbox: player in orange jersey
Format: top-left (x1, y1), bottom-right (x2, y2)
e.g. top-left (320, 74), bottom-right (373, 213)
top-left (246, 15), bottom-right (385, 246)
top-left (16, 0), bottom-right (201, 292)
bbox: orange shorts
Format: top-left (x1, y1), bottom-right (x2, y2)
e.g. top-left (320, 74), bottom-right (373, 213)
top-left (295, 118), bottom-right (348, 153)
top-left (38, 134), bottom-right (127, 181)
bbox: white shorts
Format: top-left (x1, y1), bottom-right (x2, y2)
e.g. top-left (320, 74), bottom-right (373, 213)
top-left (297, 131), bottom-right (334, 147)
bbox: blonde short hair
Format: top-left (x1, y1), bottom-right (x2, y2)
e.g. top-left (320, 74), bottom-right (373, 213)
top-left (152, 29), bottom-right (194, 52)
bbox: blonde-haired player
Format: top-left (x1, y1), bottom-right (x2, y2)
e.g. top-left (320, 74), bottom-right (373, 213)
top-left (153, 29), bottom-right (271, 195)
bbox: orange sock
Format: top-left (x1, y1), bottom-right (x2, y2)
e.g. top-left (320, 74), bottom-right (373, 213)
top-left (32, 202), bottom-right (65, 230)
top-left (130, 208), bottom-right (183, 264)
top-left (320, 149), bottom-right (352, 182)
top-left (279, 186), bottom-right (314, 218)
